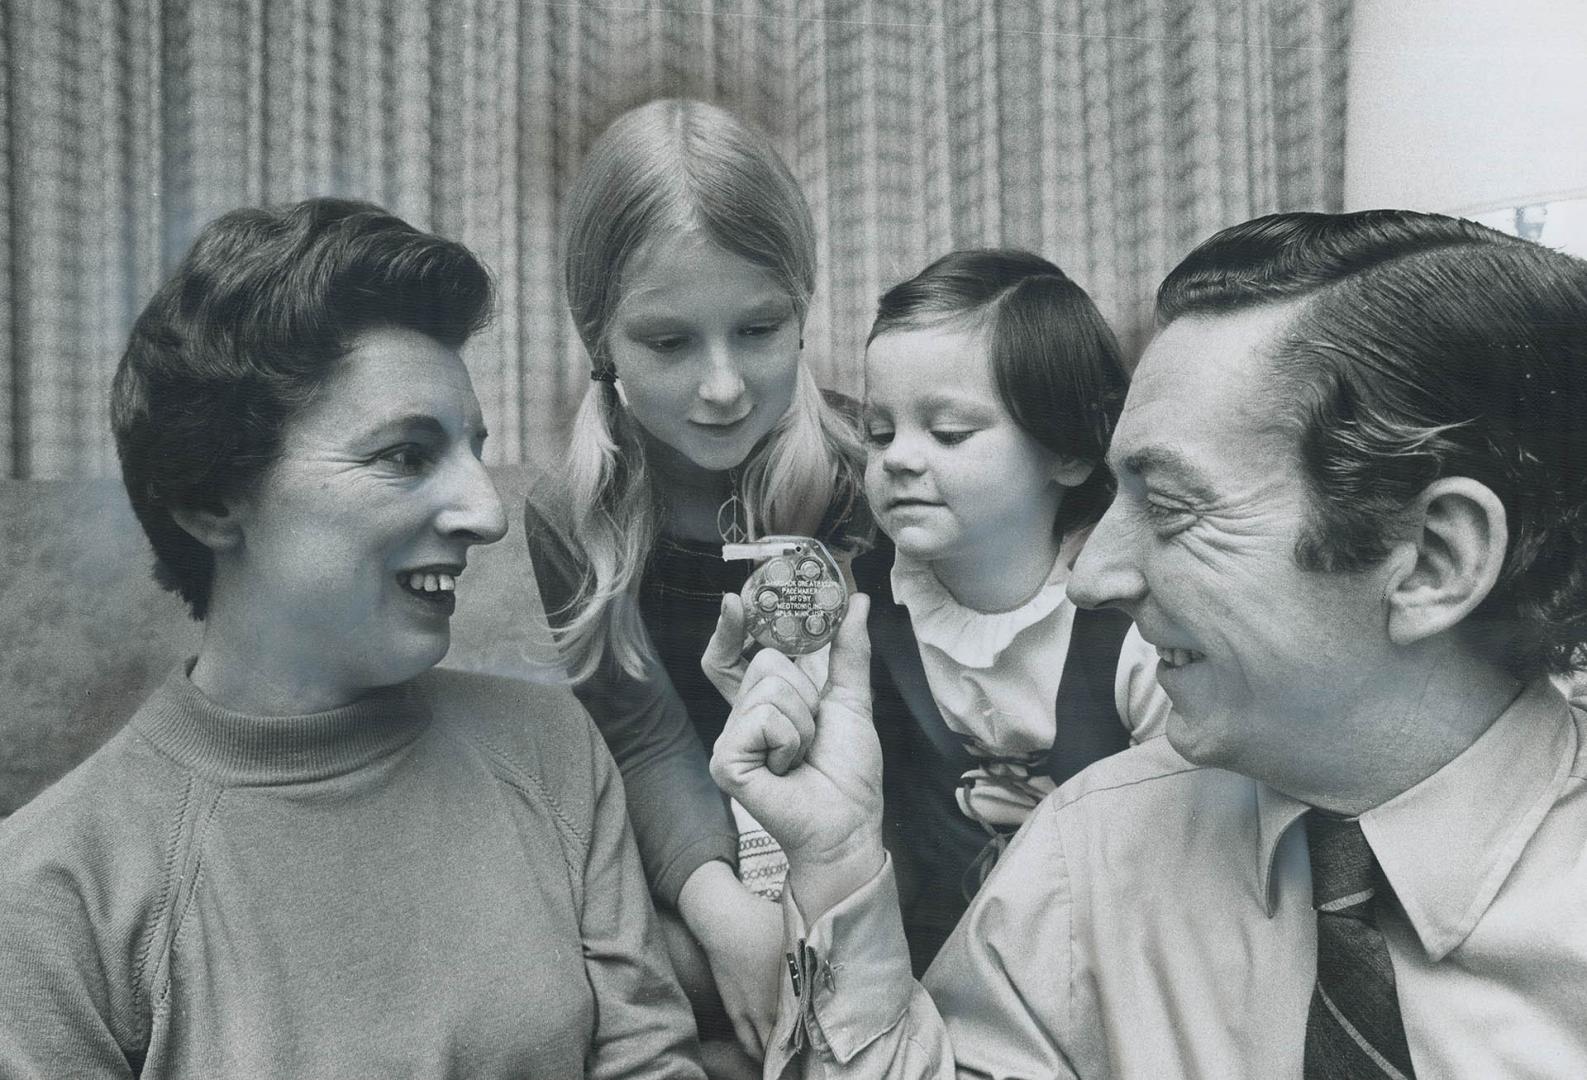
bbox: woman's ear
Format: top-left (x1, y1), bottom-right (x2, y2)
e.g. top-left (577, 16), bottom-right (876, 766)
top-left (1052, 456), bottom-right (1096, 488)
top-left (1384, 476), bottom-right (1508, 647)
top-left (168, 497), bottom-right (246, 553)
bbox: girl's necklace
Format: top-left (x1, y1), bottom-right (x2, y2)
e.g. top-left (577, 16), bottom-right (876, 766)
top-left (717, 472), bottom-right (748, 545)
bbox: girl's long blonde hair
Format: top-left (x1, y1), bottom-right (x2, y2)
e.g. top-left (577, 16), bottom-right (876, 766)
top-left (554, 98), bottom-right (863, 682)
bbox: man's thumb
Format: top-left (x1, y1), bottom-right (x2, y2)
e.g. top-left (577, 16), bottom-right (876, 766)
top-left (826, 593), bottom-right (872, 702)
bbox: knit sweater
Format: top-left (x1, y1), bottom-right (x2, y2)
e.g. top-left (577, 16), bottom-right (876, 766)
top-left (0, 663), bottom-right (704, 1079)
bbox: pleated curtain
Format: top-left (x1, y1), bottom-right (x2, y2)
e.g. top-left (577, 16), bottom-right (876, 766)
top-left (0, 0), bottom-right (1351, 480)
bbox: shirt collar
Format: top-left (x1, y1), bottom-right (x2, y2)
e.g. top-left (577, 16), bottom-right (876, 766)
top-left (888, 529), bottom-right (1087, 669)
top-left (1362, 679), bottom-right (1576, 960)
top-left (1256, 783), bottom-right (1310, 917)
top-left (1253, 679), bottom-right (1577, 959)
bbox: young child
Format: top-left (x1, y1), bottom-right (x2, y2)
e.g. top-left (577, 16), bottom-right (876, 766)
top-left (709, 248), bottom-right (1171, 971)
top-left (855, 248), bottom-right (1170, 963)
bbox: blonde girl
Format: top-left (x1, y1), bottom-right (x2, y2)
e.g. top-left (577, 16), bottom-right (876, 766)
top-left (524, 98), bottom-right (864, 1064)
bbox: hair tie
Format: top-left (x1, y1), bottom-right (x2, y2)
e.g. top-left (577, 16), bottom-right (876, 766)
top-left (590, 366), bottom-right (617, 383)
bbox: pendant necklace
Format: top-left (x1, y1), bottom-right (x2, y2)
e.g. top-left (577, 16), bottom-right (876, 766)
top-left (717, 471), bottom-right (748, 545)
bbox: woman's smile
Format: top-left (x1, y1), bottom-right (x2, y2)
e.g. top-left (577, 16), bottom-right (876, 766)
top-left (397, 564), bottom-right (465, 616)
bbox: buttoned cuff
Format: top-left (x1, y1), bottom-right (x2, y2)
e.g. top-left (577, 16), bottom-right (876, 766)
top-left (769, 852), bottom-right (915, 1064)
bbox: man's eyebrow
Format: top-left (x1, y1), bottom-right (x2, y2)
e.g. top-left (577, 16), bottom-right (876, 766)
top-left (1115, 446), bottom-right (1219, 501)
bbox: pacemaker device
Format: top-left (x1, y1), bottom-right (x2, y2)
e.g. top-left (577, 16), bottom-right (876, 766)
top-left (722, 536), bottom-right (849, 656)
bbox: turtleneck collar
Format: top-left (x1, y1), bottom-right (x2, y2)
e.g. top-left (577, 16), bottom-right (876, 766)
top-left (131, 661), bottom-right (433, 786)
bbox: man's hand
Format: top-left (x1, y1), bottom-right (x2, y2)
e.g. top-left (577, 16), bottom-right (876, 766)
top-left (710, 595), bottom-right (885, 919)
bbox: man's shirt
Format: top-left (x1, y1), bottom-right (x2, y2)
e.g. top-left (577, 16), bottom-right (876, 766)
top-left (770, 679), bottom-right (1587, 1078)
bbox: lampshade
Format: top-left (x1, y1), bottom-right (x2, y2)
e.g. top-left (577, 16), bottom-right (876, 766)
top-left (1344, 0), bottom-right (1587, 255)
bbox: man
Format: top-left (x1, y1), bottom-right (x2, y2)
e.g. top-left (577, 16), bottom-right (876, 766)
top-left (711, 210), bottom-right (1587, 1077)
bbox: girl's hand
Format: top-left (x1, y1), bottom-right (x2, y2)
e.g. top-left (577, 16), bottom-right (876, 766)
top-left (701, 592), bottom-right (830, 707)
top-left (701, 884), bottom-right (784, 1059)
top-left (676, 862), bottom-right (784, 1059)
top-left (709, 596), bottom-right (886, 920)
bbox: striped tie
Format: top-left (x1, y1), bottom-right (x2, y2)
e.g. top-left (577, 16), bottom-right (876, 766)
top-left (1303, 812), bottom-right (1418, 1079)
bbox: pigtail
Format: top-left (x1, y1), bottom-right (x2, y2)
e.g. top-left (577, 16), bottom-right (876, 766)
top-left (553, 382), bottom-right (662, 682)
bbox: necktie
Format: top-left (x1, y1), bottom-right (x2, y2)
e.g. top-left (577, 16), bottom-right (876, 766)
top-left (1303, 812), bottom-right (1418, 1079)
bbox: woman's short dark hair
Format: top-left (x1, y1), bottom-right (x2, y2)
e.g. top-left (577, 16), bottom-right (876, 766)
top-left (868, 248), bottom-right (1129, 538)
top-left (111, 197), bottom-right (494, 620)
top-left (1157, 210), bottom-right (1587, 679)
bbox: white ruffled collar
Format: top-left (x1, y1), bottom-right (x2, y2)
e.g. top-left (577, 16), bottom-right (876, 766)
top-left (891, 530), bottom-right (1088, 670)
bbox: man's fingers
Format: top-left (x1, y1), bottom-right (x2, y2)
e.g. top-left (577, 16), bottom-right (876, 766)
top-left (826, 593), bottom-right (873, 706)
top-left (712, 696), bottom-right (809, 787)
top-left (763, 706), bottom-right (809, 776)
top-left (738, 644), bottom-right (821, 713)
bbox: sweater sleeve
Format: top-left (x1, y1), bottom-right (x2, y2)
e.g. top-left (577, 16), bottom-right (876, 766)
top-left (432, 670), bottom-right (706, 1078)
top-left (0, 784), bottom-right (152, 1079)
top-left (573, 708), bottom-right (709, 1080)
top-left (522, 487), bottom-right (736, 907)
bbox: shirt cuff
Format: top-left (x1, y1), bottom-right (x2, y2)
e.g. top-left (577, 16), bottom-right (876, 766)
top-left (771, 852), bottom-right (915, 1064)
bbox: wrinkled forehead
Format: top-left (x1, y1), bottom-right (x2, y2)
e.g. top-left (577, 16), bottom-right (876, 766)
top-left (1111, 304), bottom-right (1303, 478)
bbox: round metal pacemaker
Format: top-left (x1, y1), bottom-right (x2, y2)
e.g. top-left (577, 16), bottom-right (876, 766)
top-left (738, 536), bottom-right (850, 655)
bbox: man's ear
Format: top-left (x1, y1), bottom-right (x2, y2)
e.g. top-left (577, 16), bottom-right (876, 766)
top-left (1052, 456), bottom-right (1095, 488)
top-left (167, 496), bottom-right (246, 553)
top-left (1384, 477), bottom-right (1508, 647)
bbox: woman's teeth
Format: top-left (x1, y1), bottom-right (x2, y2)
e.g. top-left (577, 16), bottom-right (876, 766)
top-left (405, 572), bottom-right (456, 594)
top-left (1156, 646), bottom-right (1203, 669)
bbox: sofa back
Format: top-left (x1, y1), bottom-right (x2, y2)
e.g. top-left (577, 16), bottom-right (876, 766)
top-left (0, 468), bottom-right (560, 816)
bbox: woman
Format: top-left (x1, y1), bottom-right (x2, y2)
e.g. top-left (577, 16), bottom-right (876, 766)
top-left (523, 98), bottom-right (865, 1061)
top-left (0, 198), bottom-right (702, 1079)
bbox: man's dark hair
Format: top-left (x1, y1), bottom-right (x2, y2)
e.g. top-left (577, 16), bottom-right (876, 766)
top-left (1157, 210), bottom-right (1587, 679)
top-left (869, 248), bottom-right (1129, 539)
top-left (111, 197), bottom-right (494, 619)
